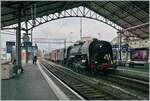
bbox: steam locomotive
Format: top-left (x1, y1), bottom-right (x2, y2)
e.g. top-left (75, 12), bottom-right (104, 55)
top-left (48, 38), bottom-right (116, 72)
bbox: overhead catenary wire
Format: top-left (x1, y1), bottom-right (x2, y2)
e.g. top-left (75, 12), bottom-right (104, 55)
top-left (53, 2), bottom-right (71, 34)
top-left (1, 30), bottom-right (16, 36)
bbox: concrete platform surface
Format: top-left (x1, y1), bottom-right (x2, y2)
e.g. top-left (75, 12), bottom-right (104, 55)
top-left (118, 66), bottom-right (149, 73)
top-left (1, 63), bottom-right (58, 100)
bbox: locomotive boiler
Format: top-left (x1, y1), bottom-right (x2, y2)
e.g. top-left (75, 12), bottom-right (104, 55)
top-left (66, 38), bottom-right (116, 71)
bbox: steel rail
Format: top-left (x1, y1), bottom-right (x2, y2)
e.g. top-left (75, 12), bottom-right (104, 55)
top-left (40, 59), bottom-right (148, 100)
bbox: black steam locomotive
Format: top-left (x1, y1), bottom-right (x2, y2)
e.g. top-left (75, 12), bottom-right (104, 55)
top-left (48, 38), bottom-right (116, 72)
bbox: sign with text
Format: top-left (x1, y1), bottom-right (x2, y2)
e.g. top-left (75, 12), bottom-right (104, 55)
top-left (22, 42), bottom-right (32, 47)
top-left (6, 41), bottom-right (15, 46)
top-left (6, 41), bottom-right (15, 53)
top-left (27, 46), bottom-right (38, 53)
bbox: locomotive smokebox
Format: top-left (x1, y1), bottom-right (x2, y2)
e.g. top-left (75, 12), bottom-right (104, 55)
top-left (89, 39), bottom-right (113, 58)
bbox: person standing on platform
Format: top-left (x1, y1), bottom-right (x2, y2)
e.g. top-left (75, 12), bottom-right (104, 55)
top-left (33, 55), bottom-right (35, 64)
top-left (13, 59), bottom-right (17, 74)
top-left (34, 55), bottom-right (37, 65)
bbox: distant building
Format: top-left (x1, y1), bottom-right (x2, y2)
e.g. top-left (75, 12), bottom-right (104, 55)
top-left (128, 39), bottom-right (149, 48)
top-left (111, 36), bottom-right (121, 45)
top-left (111, 36), bottom-right (149, 48)
top-left (111, 35), bottom-right (149, 61)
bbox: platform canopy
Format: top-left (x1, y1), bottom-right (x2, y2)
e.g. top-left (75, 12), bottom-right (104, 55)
top-left (1, 1), bottom-right (149, 39)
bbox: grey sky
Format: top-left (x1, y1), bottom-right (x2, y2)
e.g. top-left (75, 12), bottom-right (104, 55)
top-left (1, 17), bottom-right (117, 52)
top-left (33, 17), bottom-right (117, 51)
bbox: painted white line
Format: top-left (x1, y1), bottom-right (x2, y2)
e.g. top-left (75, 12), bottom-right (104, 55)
top-left (39, 61), bottom-right (85, 100)
top-left (37, 61), bottom-right (69, 100)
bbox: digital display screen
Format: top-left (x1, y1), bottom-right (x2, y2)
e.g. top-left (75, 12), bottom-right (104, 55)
top-left (131, 49), bottom-right (148, 61)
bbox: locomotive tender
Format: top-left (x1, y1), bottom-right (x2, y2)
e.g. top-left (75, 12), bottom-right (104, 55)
top-left (48, 38), bottom-right (116, 71)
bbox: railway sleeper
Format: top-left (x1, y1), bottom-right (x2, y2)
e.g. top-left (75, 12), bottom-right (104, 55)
top-left (42, 60), bottom-right (145, 99)
top-left (73, 87), bottom-right (91, 91)
top-left (81, 90), bottom-right (98, 94)
top-left (105, 77), bottom-right (148, 93)
top-left (41, 62), bottom-right (115, 99)
top-left (74, 85), bottom-right (91, 89)
top-left (68, 82), bottom-right (82, 85)
top-left (72, 84), bottom-right (85, 87)
top-left (85, 91), bottom-right (104, 95)
top-left (88, 94), bottom-right (106, 99)
top-left (74, 88), bottom-right (100, 95)
top-left (74, 89), bottom-right (106, 100)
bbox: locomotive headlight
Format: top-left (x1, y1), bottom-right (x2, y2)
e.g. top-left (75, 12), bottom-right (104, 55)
top-left (82, 60), bottom-right (86, 63)
top-left (95, 61), bottom-right (98, 64)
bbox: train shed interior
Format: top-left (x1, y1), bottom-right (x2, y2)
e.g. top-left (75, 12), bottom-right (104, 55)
top-left (2, 1), bottom-right (149, 39)
top-left (1, 1), bottom-right (149, 100)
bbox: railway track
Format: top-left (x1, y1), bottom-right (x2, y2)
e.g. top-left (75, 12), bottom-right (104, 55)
top-left (87, 72), bottom-right (149, 99)
top-left (107, 68), bottom-right (149, 82)
top-left (102, 73), bottom-right (148, 92)
top-left (67, 63), bottom-right (149, 92)
top-left (40, 60), bottom-right (112, 100)
top-left (40, 59), bottom-right (149, 100)
top-left (71, 66), bottom-right (149, 99)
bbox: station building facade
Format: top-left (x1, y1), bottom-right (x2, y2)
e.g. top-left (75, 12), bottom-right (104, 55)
top-left (111, 35), bottom-right (149, 62)
top-left (111, 36), bottom-right (149, 48)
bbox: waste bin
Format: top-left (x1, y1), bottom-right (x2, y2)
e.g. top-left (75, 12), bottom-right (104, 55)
top-left (1, 62), bottom-right (14, 79)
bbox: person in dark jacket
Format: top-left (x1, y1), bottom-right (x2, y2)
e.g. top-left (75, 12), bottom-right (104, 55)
top-left (33, 55), bottom-right (35, 64)
top-left (13, 59), bottom-right (17, 74)
top-left (34, 56), bottom-right (37, 64)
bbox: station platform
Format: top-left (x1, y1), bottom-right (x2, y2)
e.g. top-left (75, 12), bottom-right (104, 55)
top-left (117, 66), bottom-right (149, 73)
top-left (1, 63), bottom-right (59, 100)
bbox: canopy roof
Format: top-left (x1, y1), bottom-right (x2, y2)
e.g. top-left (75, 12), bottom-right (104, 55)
top-left (1, 1), bottom-right (149, 39)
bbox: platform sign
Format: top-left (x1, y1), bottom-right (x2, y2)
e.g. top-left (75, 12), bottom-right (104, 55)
top-left (121, 44), bottom-right (128, 52)
top-left (27, 46), bottom-right (38, 53)
top-left (23, 42), bottom-right (32, 47)
top-left (6, 41), bottom-right (15, 53)
top-left (6, 46), bottom-right (12, 53)
top-left (28, 47), bottom-right (33, 52)
top-left (22, 35), bottom-right (30, 42)
top-left (6, 41), bottom-right (15, 46)
top-left (112, 45), bottom-right (119, 48)
top-left (112, 44), bottom-right (129, 52)
top-left (33, 46), bottom-right (38, 52)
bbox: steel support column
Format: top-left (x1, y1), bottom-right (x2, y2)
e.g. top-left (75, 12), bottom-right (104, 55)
top-left (80, 17), bottom-right (82, 40)
top-left (64, 39), bottom-right (66, 64)
top-left (16, 2), bottom-right (22, 72)
top-left (118, 32), bottom-right (122, 61)
top-left (25, 20), bottom-right (29, 63)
